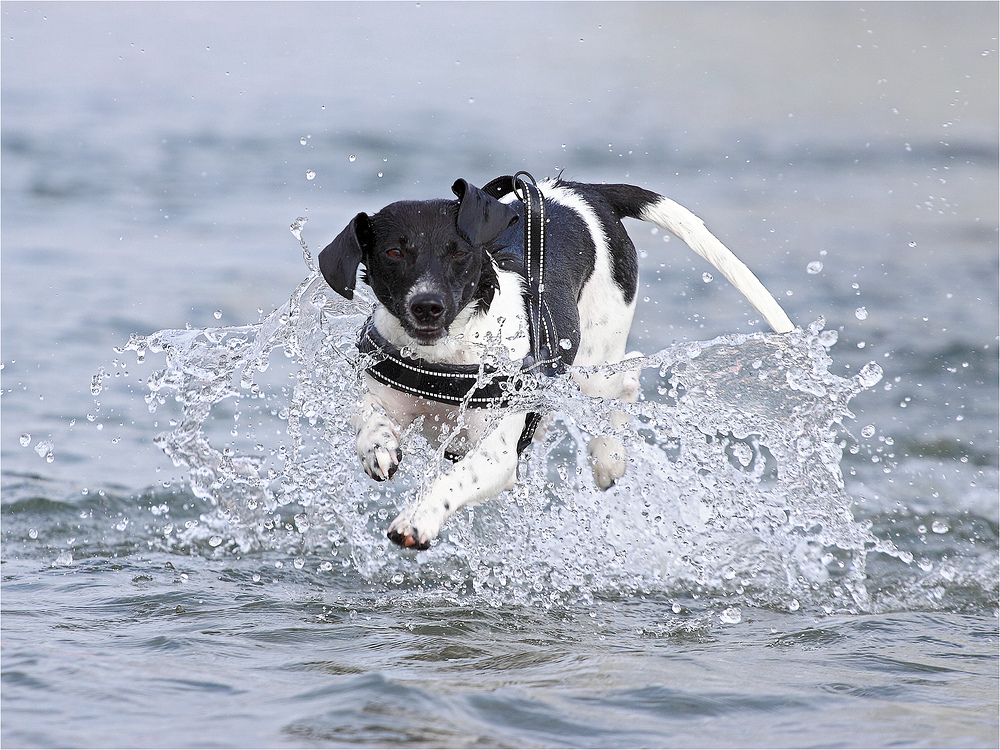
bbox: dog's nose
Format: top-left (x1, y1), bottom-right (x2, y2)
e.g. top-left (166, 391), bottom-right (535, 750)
top-left (409, 294), bottom-right (446, 325)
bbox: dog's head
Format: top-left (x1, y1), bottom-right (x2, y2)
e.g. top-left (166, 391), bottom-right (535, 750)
top-left (319, 180), bottom-right (519, 345)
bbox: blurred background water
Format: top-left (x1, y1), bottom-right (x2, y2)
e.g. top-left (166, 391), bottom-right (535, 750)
top-left (2, 2), bottom-right (997, 748)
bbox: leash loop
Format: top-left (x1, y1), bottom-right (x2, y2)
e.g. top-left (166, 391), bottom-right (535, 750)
top-left (510, 170), bottom-right (536, 202)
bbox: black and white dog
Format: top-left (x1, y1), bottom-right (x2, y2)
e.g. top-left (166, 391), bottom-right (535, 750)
top-left (319, 175), bottom-right (793, 549)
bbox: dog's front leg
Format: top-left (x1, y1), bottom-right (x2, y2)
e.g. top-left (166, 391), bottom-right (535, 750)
top-left (387, 412), bottom-right (525, 549)
top-left (353, 392), bottom-right (403, 481)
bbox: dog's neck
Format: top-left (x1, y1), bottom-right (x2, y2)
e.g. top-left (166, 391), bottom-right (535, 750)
top-left (372, 267), bottom-right (530, 366)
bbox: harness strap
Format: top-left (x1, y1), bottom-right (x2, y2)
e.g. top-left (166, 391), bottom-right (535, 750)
top-left (490, 173), bottom-right (561, 456)
top-left (485, 173), bottom-right (564, 378)
top-left (358, 319), bottom-right (529, 407)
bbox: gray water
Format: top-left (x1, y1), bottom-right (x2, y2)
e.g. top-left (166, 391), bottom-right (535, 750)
top-left (2, 3), bottom-right (997, 748)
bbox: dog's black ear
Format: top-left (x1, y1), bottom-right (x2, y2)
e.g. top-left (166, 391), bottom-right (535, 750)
top-left (452, 179), bottom-right (519, 247)
top-left (318, 212), bottom-right (370, 300)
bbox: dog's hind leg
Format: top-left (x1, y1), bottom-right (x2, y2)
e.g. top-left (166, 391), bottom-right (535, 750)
top-left (574, 352), bottom-right (643, 490)
top-left (387, 411), bottom-right (526, 549)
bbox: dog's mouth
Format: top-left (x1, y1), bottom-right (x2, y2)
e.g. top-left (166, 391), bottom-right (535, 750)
top-left (408, 325), bottom-right (448, 345)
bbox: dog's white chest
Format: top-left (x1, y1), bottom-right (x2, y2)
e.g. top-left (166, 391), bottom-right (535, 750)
top-left (363, 374), bottom-right (488, 457)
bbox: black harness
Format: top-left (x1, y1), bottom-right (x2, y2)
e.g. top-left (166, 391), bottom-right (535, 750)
top-left (356, 173), bottom-right (563, 457)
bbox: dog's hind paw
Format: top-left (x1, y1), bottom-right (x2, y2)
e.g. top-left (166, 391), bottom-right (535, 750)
top-left (588, 436), bottom-right (627, 490)
top-left (357, 420), bottom-right (402, 481)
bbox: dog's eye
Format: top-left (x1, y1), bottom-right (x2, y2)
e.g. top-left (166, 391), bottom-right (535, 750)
top-left (385, 247), bottom-right (404, 260)
top-left (450, 242), bottom-right (471, 259)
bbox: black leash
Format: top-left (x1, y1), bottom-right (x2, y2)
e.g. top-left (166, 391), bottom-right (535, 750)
top-left (357, 173), bottom-right (562, 458)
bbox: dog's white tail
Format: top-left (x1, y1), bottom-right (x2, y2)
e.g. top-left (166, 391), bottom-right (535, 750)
top-left (639, 197), bottom-right (794, 333)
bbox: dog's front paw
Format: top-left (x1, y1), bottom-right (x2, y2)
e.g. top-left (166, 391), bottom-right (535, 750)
top-left (588, 436), bottom-right (627, 490)
top-left (357, 419), bottom-right (402, 481)
top-left (386, 498), bottom-right (448, 550)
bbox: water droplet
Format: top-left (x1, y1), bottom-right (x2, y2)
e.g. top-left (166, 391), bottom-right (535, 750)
top-left (213, 310), bottom-right (223, 320)
top-left (251, 573), bottom-right (261, 583)
top-left (34, 439), bottom-right (54, 461)
top-left (91, 369), bottom-right (105, 395)
top-left (931, 520), bottom-right (949, 534)
top-left (856, 362), bottom-right (883, 388)
top-left (28, 528), bottom-right (38, 539)
top-left (806, 261), bottom-right (823, 274)
top-left (854, 306), bottom-right (868, 321)
top-left (392, 573), bottom-right (404, 584)
top-left (299, 136), bottom-right (308, 146)
top-left (209, 535), bottom-right (223, 547)
top-left (305, 170), bottom-right (316, 180)
top-left (293, 557), bottom-right (305, 569)
top-left (719, 606), bottom-right (742, 624)
top-left (559, 338), bottom-right (572, 350)
top-left (19, 433), bottom-right (31, 447)
top-left (348, 154), bottom-right (356, 163)
top-left (52, 551), bottom-right (73, 567)
top-left (861, 424), bottom-right (876, 438)
top-left (814, 324), bottom-right (837, 346)
top-left (702, 272), bottom-right (713, 283)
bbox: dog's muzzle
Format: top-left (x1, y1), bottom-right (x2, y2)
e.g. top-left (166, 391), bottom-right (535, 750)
top-left (406, 293), bottom-right (448, 342)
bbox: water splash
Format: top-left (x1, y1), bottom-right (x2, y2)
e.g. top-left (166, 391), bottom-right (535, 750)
top-left (119, 273), bottom-right (901, 613)
top-left (289, 217), bottom-right (315, 271)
